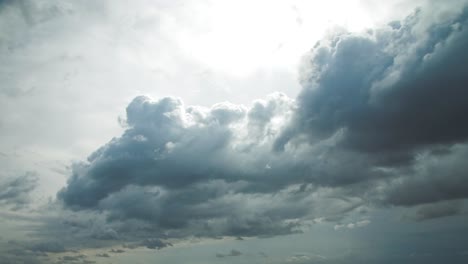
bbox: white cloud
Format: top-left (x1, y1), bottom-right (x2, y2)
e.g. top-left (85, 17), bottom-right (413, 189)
top-left (334, 220), bottom-right (370, 230)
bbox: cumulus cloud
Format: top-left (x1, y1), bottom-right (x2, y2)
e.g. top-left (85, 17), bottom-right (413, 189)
top-left (57, 93), bottom-right (370, 239)
top-left (58, 93), bottom-right (329, 237)
top-left (280, 7), bottom-right (468, 157)
top-left (55, 4), bottom-right (468, 245)
top-left (275, 5), bottom-right (468, 207)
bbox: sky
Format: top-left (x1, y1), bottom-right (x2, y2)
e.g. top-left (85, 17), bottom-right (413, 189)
top-left (1, 0), bottom-right (468, 263)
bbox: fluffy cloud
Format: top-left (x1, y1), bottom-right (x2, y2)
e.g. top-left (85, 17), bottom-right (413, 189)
top-left (280, 7), bottom-right (468, 157)
top-left (276, 6), bottom-right (468, 206)
top-left (56, 5), bottom-right (468, 243)
top-left (58, 93), bottom-right (327, 237)
top-left (56, 92), bottom-right (367, 239)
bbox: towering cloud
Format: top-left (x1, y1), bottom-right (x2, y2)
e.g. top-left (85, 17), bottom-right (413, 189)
top-left (279, 7), bottom-right (468, 156)
top-left (58, 6), bottom-right (468, 241)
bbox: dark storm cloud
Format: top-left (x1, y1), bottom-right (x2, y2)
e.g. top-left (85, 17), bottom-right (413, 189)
top-left (383, 144), bottom-right (468, 206)
top-left (0, 172), bottom-right (38, 209)
top-left (277, 7), bottom-right (468, 157)
top-left (139, 238), bottom-right (172, 250)
top-left (273, 6), bottom-right (468, 207)
top-left (56, 4), bottom-right (468, 242)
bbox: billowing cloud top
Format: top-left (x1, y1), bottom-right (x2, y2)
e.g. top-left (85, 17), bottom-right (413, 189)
top-left (283, 8), bottom-right (468, 155)
top-left (56, 6), bottom-right (468, 242)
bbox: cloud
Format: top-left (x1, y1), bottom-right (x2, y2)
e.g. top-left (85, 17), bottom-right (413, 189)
top-left (139, 238), bottom-right (172, 250)
top-left (279, 7), bottom-right (468, 158)
top-left (0, 172), bottom-right (38, 209)
top-left (286, 253), bottom-right (326, 263)
top-left (90, 228), bottom-right (119, 240)
top-left (273, 5), bottom-right (468, 208)
top-left (109, 248), bottom-right (125, 253)
top-left (29, 241), bottom-right (67, 253)
top-left (54, 3), bottom-right (468, 246)
top-left (0, 246), bottom-right (46, 264)
top-left (216, 249), bottom-right (242, 258)
top-left (0, 2), bottom-right (466, 264)
top-left (405, 200), bottom-right (464, 221)
top-left (382, 144), bottom-right (468, 206)
top-left (95, 253), bottom-right (110, 258)
top-left (334, 220), bottom-right (370, 230)
top-left (58, 93), bottom-right (328, 237)
top-left (57, 257), bottom-right (96, 264)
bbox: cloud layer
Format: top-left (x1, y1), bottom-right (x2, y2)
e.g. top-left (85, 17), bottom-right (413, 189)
top-left (0, 173), bottom-right (38, 209)
top-left (56, 5), bottom-right (468, 243)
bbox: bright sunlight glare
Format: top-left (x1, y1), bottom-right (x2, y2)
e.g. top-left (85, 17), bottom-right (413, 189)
top-left (174, 0), bottom-right (375, 76)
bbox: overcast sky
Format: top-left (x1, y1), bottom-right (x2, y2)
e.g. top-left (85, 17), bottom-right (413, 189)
top-left (1, 0), bottom-right (468, 263)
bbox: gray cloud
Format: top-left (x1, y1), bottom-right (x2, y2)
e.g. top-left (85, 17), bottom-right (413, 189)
top-left (57, 93), bottom-right (328, 237)
top-left (57, 91), bottom-right (370, 240)
top-left (383, 144), bottom-right (468, 206)
top-left (286, 253), bottom-right (326, 263)
top-left (29, 241), bottom-right (67, 253)
top-left (279, 7), bottom-right (468, 158)
top-left (109, 248), bottom-right (125, 253)
top-left (54, 3), bottom-right (468, 246)
top-left (0, 172), bottom-right (38, 209)
top-left (410, 200), bottom-right (464, 221)
top-left (273, 6), bottom-right (468, 208)
top-left (90, 228), bottom-right (119, 241)
top-left (216, 249), bottom-right (242, 258)
top-left (139, 238), bottom-right (172, 250)
top-left (56, 255), bottom-right (96, 264)
top-left (0, 2), bottom-right (467, 264)
top-left (0, 243), bottom-right (46, 264)
top-left (95, 253), bottom-right (109, 258)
